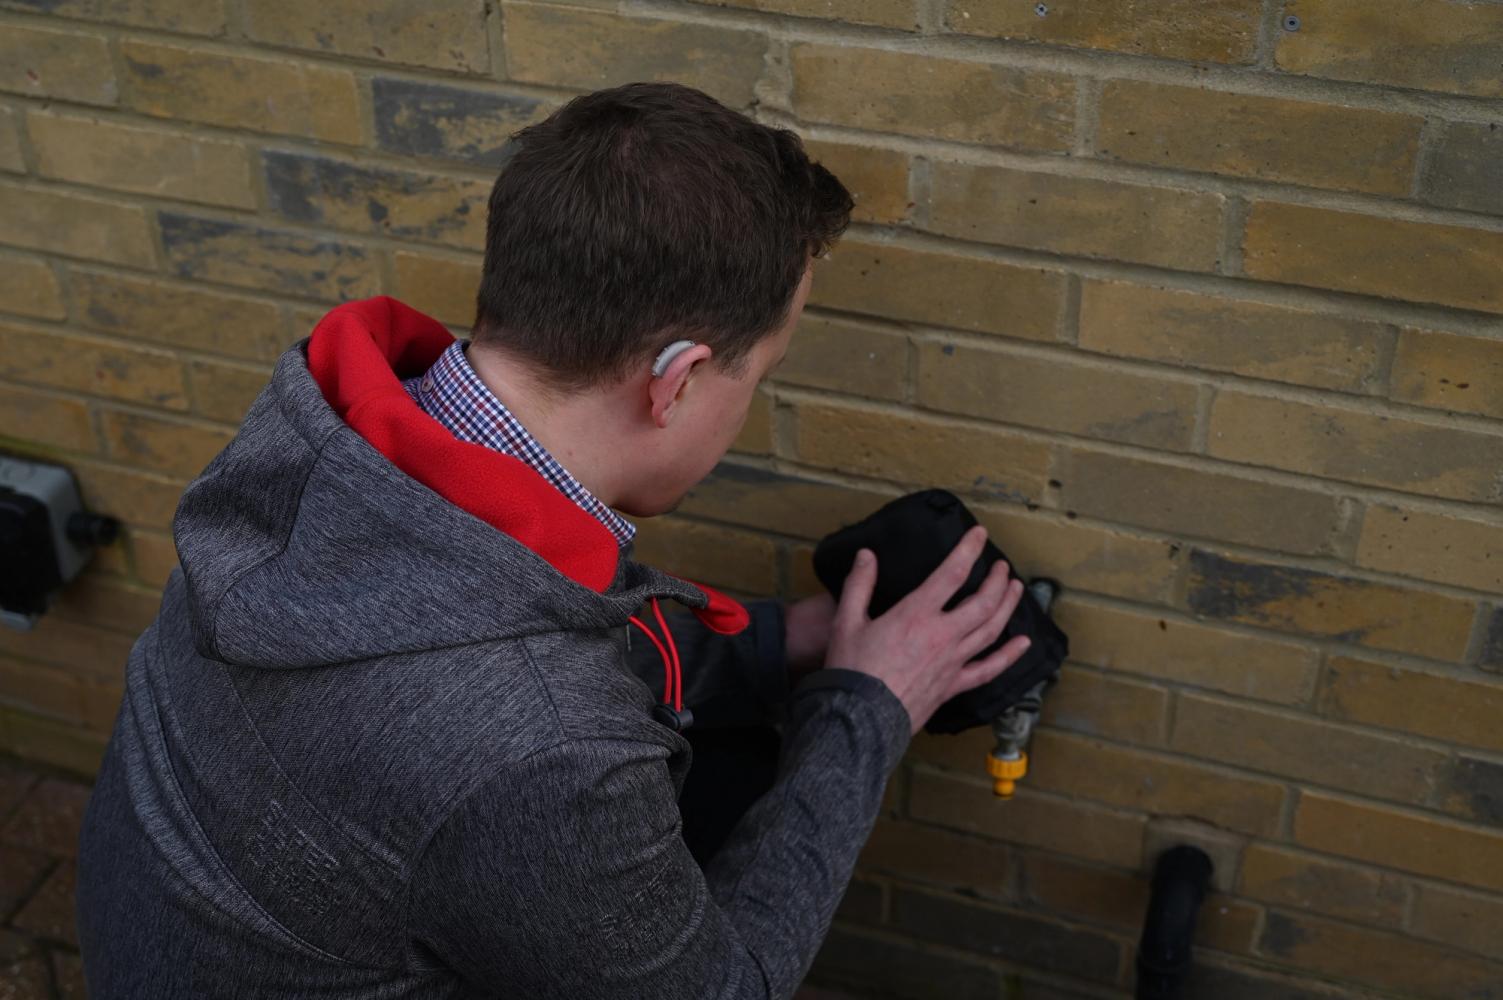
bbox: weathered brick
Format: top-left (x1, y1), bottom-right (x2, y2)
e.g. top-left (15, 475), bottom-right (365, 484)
top-left (972, 505), bottom-right (1180, 605)
top-left (1056, 449), bottom-right (1344, 555)
top-left (909, 768), bottom-right (1147, 867)
top-left (678, 462), bottom-right (892, 541)
top-left (188, 359), bottom-right (270, 424)
top-left (1389, 327), bottom-right (1503, 420)
top-left (693, 0), bottom-right (918, 29)
top-left (1186, 549), bottom-right (1475, 660)
top-left (0, 710), bottom-right (106, 776)
top-left (1436, 755), bottom-right (1503, 826)
top-left (390, 251), bottom-right (481, 328)
top-left (0, 617), bottom-right (133, 678)
top-left (0, 182), bottom-right (152, 266)
top-left (733, 388), bottom-right (773, 457)
top-left (0, 321), bottom-right (187, 410)
top-left (782, 313), bottom-right (908, 401)
top-left (0, 23), bottom-right (115, 105)
top-left (51, 573), bottom-right (160, 635)
top-left (74, 269), bottom-right (286, 362)
top-left (1243, 201), bottom-right (1503, 314)
top-left (917, 339), bottom-right (1199, 450)
top-left (129, 528), bottom-right (178, 586)
top-left (0, 0), bottom-right (226, 33)
top-left (803, 140), bottom-right (910, 226)
top-left (121, 39), bottom-right (361, 144)
top-left (630, 516), bottom-right (778, 595)
top-left (505, 4), bottom-right (766, 108)
top-left (792, 399), bottom-right (1051, 502)
top-left (791, 45), bottom-right (1074, 151)
top-left (1422, 121), bottom-right (1503, 217)
top-left (0, 657), bottom-right (82, 722)
top-left (263, 150), bottom-right (488, 251)
top-left (856, 819), bottom-right (1011, 898)
top-left (1295, 790), bottom-right (1503, 893)
top-left (100, 409), bottom-right (232, 478)
top-left (0, 386), bottom-right (96, 453)
top-left (811, 240), bottom-right (1065, 341)
top-left (1260, 909), bottom-right (1503, 999)
top-left (1098, 81), bottom-right (1420, 195)
top-left (944, 0), bottom-right (1260, 64)
top-left (1208, 389), bottom-right (1503, 504)
top-left (1172, 693), bottom-right (1444, 804)
top-left (1275, 0), bottom-right (1503, 99)
top-left (1054, 599), bottom-right (1320, 706)
top-left (809, 926), bottom-right (1003, 1000)
top-left (243, 0), bottom-right (486, 72)
top-left (1357, 503), bottom-right (1503, 593)
top-left (1412, 884), bottom-right (1503, 962)
top-left (1079, 280), bottom-right (1390, 394)
top-left (0, 256), bottom-right (63, 320)
top-left (1240, 843), bottom-right (1407, 927)
top-left (159, 213), bottom-right (379, 302)
top-left (1486, 607), bottom-right (1503, 673)
top-left (1039, 669), bottom-right (1169, 747)
top-left (0, 106), bottom-right (21, 173)
top-left (372, 78), bottom-right (547, 168)
top-left (28, 111), bottom-right (254, 209)
top-left (1321, 656), bottom-right (1503, 756)
top-left (930, 162), bottom-right (1223, 272)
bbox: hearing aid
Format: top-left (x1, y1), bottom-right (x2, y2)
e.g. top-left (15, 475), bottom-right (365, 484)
top-left (651, 340), bottom-right (698, 378)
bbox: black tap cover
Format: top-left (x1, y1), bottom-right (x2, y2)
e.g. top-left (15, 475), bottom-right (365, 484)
top-left (812, 489), bottom-right (1069, 734)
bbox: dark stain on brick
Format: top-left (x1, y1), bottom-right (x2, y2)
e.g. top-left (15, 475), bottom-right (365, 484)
top-left (1481, 605), bottom-right (1503, 671)
top-left (122, 54), bottom-right (165, 79)
top-left (2, 0), bottom-right (66, 11)
top-left (701, 461), bottom-right (790, 489)
top-left (372, 78), bottom-right (541, 167)
top-left (262, 150), bottom-right (478, 244)
top-left (1443, 756), bottom-right (1503, 825)
top-left (1187, 549), bottom-right (1319, 620)
top-left (159, 212), bottom-right (372, 300)
top-left (1260, 911), bottom-right (1311, 957)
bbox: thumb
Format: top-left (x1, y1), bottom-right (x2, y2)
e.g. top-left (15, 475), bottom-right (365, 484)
top-left (836, 549), bottom-right (878, 629)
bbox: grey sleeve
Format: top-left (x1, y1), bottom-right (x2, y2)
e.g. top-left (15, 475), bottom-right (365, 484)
top-left (404, 669), bottom-right (911, 999)
top-left (627, 599), bottom-right (790, 729)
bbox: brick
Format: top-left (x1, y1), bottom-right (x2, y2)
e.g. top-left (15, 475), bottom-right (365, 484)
top-left (1240, 843), bottom-right (1407, 926)
top-left (1412, 884), bottom-right (1503, 962)
top-left (0, 23), bottom-right (115, 105)
top-left (0, 951), bottom-right (49, 999)
top-left (0, 758), bottom-right (35, 816)
top-left (0, 845), bottom-right (47, 916)
top-left (917, 340), bottom-right (1199, 450)
top-left (121, 39), bottom-right (361, 144)
top-left (892, 887), bottom-right (1122, 982)
top-left (0, 657), bottom-right (82, 721)
top-left (630, 516), bottom-right (778, 595)
top-left (1260, 909), bottom-right (1503, 999)
top-left (0, 182), bottom-right (152, 266)
top-left (1057, 449), bottom-right (1344, 555)
top-left (0, 386), bottom-right (96, 453)
top-left (1079, 280), bottom-right (1390, 394)
top-left (0, 105), bottom-right (21, 172)
top-left (1321, 656), bottom-right (1503, 756)
top-left (733, 388), bottom-right (772, 456)
top-left (973, 505), bottom-right (1180, 605)
top-left (808, 926), bottom-right (1003, 1000)
top-left (930, 162), bottom-right (1224, 272)
top-left (13, 861), bottom-right (77, 947)
top-left (390, 251), bottom-right (481, 328)
top-left (944, 0), bottom-right (1260, 64)
top-left (505, 4), bottom-right (767, 108)
top-left (1039, 668), bottom-right (1169, 747)
top-left (1054, 599), bottom-right (1319, 706)
top-left (130, 528), bottom-right (178, 586)
top-left (263, 150), bottom-right (488, 252)
top-left (811, 240), bottom-right (1065, 341)
top-left (74, 269), bottom-right (286, 362)
top-left (781, 313), bottom-right (907, 401)
top-left (693, 0), bottom-right (919, 29)
top-left (1423, 121), bottom-right (1503, 217)
top-left (372, 78), bottom-right (548, 168)
top-left (1, 710), bottom-right (107, 776)
top-left (1171, 693), bottom-right (1444, 804)
top-left (1295, 790), bottom-right (1503, 893)
top-left (1184, 959), bottom-right (1374, 1000)
top-left (51, 573), bottom-right (160, 635)
top-left (803, 140), bottom-right (910, 226)
top-left (0, 613), bottom-right (134, 679)
top-left (187, 358), bottom-right (270, 424)
top-left (1142, 819), bottom-right (1244, 894)
top-left (1186, 549), bottom-right (1475, 660)
top-left (0, 0), bottom-right (226, 33)
top-left (1098, 81), bottom-right (1421, 196)
top-left (1486, 607), bottom-right (1503, 673)
top-left (1436, 755), bottom-right (1503, 826)
top-left (791, 44), bottom-right (1074, 151)
top-left (53, 951), bottom-right (86, 1000)
top-left (679, 462), bottom-right (893, 541)
top-left (1, 778), bottom-right (89, 856)
top-left (792, 399), bottom-right (1051, 502)
top-left (243, 0), bottom-right (486, 72)
top-left (1357, 503), bottom-right (1503, 593)
top-left (0, 320), bottom-right (188, 410)
top-left (1389, 327), bottom-right (1503, 420)
top-left (1208, 389), bottom-right (1503, 503)
top-left (909, 769), bottom-right (1147, 868)
top-left (1275, 0), bottom-right (1503, 99)
top-left (0, 256), bottom-right (64, 320)
top-left (856, 819), bottom-right (1010, 898)
top-left (160, 213), bottom-right (379, 302)
top-left (1243, 201), bottom-right (1503, 314)
top-left (101, 409), bottom-right (232, 478)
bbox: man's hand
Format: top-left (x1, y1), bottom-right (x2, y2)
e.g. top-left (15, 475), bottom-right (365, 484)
top-left (785, 592), bottom-right (835, 681)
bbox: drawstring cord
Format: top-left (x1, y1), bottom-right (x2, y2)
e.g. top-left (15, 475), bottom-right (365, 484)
top-left (628, 597), bottom-right (683, 713)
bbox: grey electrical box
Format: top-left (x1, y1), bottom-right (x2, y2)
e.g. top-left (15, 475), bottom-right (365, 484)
top-left (0, 455), bottom-right (118, 631)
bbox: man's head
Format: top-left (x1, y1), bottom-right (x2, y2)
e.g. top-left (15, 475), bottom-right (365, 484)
top-left (467, 82), bottom-right (852, 516)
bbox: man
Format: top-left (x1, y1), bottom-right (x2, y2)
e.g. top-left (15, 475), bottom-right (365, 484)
top-left (76, 82), bottom-right (1030, 998)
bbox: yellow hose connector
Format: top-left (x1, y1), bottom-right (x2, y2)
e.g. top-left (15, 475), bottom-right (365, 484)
top-left (986, 752), bottom-right (1029, 799)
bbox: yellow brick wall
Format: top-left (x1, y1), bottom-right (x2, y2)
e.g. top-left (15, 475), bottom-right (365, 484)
top-left (1, 1), bottom-right (1501, 996)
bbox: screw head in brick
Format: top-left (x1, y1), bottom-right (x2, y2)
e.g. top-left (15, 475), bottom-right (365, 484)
top-left (1283, 14), bottom-right (1301, 31)
top-left (1035, 3), bottom-right (1048, 16)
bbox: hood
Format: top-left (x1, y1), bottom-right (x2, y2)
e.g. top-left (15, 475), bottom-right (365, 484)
top-left (170, 295), bottom-right (747, 669)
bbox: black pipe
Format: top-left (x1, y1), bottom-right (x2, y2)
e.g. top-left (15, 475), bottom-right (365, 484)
top-left (1135, 845), bottom-right (1213, 1000)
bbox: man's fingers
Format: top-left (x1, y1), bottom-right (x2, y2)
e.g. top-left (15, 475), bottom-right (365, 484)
top-left (909, 525), bottom-right (988, 612)
top-left (956, 577), bottom-right (1023, 662)
top-left (945, 560), bottom-right (1010, 635)
top-left (836, 548), bottom-right (879, 629)
top-left (949, 634), bottom-right (1032, 698)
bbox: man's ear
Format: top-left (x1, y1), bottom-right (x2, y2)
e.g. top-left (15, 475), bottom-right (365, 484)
top-left (647, 343), bottom-right (714, 429)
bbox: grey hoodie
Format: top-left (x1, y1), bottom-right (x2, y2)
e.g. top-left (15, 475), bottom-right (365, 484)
top-left (75, 297), bottom-right (912, 999)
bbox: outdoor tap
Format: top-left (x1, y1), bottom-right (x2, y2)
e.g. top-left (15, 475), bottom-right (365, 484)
top-left (985, 578), bottom-right (1059, 798)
